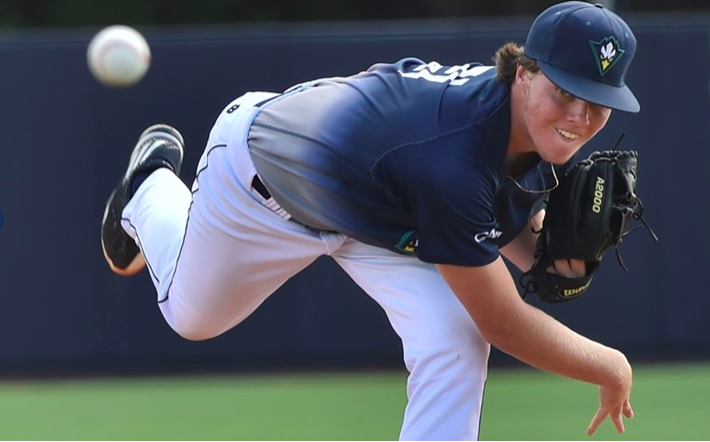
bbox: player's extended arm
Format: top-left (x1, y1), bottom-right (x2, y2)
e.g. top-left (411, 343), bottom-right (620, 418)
top-left (437, 259), bottom-right (634, 436)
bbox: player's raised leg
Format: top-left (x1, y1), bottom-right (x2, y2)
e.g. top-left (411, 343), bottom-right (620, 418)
top-left (101, 94), bottom-right (339, 341)
top-left (140, 141), bottom-right (334, 340)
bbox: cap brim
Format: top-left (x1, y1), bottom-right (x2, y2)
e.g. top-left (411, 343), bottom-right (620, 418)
top-left (537, 61), bottom-right (640, 113)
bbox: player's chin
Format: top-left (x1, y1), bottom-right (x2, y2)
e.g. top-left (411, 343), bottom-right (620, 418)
top-left (547, 139), bottom-right (587, 164)
top-left (534, 135), bottom-right (584, 164)
top-left (539, 147), bottom-right (579, 165)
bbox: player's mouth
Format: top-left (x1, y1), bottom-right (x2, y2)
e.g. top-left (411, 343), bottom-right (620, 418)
top-left (555, 128), bottom-right (580, 141)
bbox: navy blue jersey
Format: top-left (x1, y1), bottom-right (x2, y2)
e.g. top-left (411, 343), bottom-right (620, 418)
top-left (248, 58), bottom-right (558, 266)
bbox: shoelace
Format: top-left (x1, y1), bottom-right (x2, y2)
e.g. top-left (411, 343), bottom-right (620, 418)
top-left (614, 196), bottom-right (659, 271)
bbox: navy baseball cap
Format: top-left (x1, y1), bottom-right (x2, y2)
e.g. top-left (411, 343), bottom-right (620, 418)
top-left (524, 1), bottom-right (640, 113)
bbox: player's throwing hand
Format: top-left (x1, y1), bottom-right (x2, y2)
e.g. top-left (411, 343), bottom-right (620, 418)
top-left (587, 356), bottom-right (634, 435)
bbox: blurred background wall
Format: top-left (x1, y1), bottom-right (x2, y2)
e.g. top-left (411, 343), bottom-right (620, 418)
top-left (0, 1), bottom-right (708, 376)
top-left (0, 0), bottom-right (708, 26)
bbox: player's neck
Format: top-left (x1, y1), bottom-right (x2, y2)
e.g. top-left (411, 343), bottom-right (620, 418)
top-left (505, 152), bottom-right (540, 178)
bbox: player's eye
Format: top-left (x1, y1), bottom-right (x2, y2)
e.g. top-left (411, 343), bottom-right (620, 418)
top-left (557, 87), bottom-right (573, 98)
top-left (589, 102), bottom-right (612, 117)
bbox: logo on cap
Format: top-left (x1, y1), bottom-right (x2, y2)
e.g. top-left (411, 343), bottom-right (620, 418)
top-left (589, 36), bottom-right (625, 76)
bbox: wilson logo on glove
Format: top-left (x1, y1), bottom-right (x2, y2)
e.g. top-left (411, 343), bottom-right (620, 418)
top-left (563, 280), bottom-right (592, 298)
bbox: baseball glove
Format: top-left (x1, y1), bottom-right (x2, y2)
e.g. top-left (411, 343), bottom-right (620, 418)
top-left (520, 149), bottom-right (657, 303)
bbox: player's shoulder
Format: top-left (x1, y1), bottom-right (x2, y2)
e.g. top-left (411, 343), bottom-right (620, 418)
top-left (365, 57), bottom-right (491, 76)
top-left (364, 57), bottom-right (425, 73)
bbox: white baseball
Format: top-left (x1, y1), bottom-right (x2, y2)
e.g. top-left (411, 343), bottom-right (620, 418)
top-left (87, 25), bottom-right (151, 87)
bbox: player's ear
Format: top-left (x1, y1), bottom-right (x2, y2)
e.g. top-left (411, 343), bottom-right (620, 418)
top-left (514, 65), bottom-right (533, 97)
top-left (515, 65), bottom-right (531, 86)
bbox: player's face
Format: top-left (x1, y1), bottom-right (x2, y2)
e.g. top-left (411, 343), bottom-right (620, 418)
top-left (521, 71), bottom-right (611, 164)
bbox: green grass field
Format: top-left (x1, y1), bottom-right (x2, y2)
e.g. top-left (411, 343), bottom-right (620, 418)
top-left (0, 363), bottom-right (707, 440)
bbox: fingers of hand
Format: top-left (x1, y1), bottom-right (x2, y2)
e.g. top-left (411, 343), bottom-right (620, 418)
top-left (611, 406), bottom-right (626, 434)
top-left (587, 408), bottom-right (608, 436)
top-left (551, 259), bottom-right (586, 278)
top-left (623, 399), bottom-right (634, 419)
top-left (588, 406), bottom-right (629, 436)
top-left (569, 259), bottom-right (586, 276)
top-left (589, 388), bottom-right (633, 436)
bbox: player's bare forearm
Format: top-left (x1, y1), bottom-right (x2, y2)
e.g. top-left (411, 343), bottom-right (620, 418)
top-left (439, 259), bottom-right (628, 384)
top-left (439, 259), bottom-right (626, 382)
top-left (438, 259), bottom-right (632, 434)
top-left (500, 209), bottom-right (544, 271)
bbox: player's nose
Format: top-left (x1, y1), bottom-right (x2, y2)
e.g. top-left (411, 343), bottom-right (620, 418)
top-left (567, 99), bottom-right (590, 126)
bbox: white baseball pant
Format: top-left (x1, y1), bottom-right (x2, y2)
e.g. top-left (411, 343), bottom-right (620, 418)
top-left (121, 92), bottom-right (491, 441)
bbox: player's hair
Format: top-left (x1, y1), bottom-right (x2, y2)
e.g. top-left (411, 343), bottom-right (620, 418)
top-left (494, 42), bottom-right (539, 84)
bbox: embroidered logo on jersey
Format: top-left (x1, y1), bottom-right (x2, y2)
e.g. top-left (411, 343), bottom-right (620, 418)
top-left (395, 230), bottom-right (419, 254)
top-left (474, 228), bottom-right (502, 243)
top-left (398, 62), bottom-right (493, 86)
top-left (589, 36), bottom-right (625, 76)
